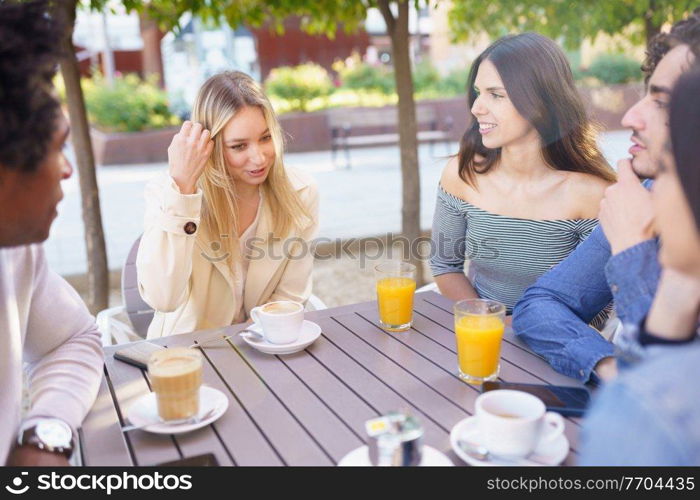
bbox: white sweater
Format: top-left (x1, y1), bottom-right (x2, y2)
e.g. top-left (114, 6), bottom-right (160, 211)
top-left (0, 245), bottom-right (103, 462)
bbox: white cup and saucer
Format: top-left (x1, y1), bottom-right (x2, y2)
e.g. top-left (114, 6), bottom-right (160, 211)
top-left (450, 390), bottom-right (569, 466)
top-left (242, 300), bottom-right (322, 355)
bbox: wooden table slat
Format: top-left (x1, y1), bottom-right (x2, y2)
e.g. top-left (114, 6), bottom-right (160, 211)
top-left (79, 372), bottom-right (133, 466)
top-left (337, 311), bottom-right (482, 412)
top-left (323, 313), bottom-right (471, 426)
top-left (302, 322), bottom-right (455, 454)
top-left (214, 336), bottom-right (365, 463)
top-left (186, 337), bottom-right (333, 466)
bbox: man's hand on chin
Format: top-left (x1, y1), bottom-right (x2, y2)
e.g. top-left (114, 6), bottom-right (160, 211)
top-left (599, 159), bottom-right (655, 255)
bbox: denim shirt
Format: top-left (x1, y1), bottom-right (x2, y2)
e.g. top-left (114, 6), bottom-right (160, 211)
top-left (578, 340), bottom-right (700, 465)
top-left (512, 181), bottom-right (661, 383)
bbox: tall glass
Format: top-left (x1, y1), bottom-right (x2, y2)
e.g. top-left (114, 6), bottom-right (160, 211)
top-left (453, 299), bottom-right (506, 384)
top-left (148, 347), bottom-right (203, 420)
top-left (374, 262), bottom-right (417, 332)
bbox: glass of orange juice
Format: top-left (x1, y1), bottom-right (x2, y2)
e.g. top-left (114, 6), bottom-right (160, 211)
top-left (453, 299), bottom-right (506, 384)
top-left (375, 262), bottom-right (417, 332)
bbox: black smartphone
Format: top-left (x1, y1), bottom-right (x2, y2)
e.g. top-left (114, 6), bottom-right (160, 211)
top-left (482, 381), bottom-right (591, 417)
top-left (113, 341), bottom-right (165, 370)
top-left (157, 453), bottom-right (220, 467)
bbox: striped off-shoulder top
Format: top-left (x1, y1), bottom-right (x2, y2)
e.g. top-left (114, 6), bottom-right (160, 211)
top-left (430, 185), bottom-right (599, 313)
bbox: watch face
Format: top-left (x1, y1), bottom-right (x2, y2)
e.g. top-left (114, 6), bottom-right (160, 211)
top-left (36, 420), bottom-right (72, 448)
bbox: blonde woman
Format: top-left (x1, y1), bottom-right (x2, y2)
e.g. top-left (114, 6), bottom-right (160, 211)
top-left (137, 71), bottom-right (319, 338)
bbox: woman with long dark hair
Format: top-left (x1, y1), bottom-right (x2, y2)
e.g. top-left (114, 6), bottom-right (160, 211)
top-left (430, 33), bottom-right (616, 313)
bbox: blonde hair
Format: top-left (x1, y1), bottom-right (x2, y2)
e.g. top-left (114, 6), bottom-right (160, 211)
top-left (191, 71), bottom-right (311, 267)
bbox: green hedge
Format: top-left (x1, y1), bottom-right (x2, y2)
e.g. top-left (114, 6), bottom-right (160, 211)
top-left (585, 53), bottom-right (642, 85)
top-left (265, 57), bottom-right (474, 113)
top-left (336, 59), bottom-right (395, 94)
top-left (264, 63), bottom-right (333, 112)
top-left (82, 73), bottom-right (180, 133)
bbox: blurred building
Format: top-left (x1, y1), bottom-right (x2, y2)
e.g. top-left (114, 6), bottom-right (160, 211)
top-left (251, 18), bottom-right (370, 80)
top-left (73, 7), bottom-right (144, 77)
top-left (427, 1), bottom-right (490, 76)
top-left (71, 3), bottom-right (492, 110)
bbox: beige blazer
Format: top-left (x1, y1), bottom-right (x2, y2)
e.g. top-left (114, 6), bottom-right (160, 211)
top-left (136, 167), bottom-right (319, 338)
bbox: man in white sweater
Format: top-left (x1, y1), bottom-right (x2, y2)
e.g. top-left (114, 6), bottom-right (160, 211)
top-left (0, 1), bottom-right (104, 465)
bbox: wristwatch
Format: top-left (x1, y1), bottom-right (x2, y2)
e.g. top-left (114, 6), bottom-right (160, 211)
top-left (18, 418), bottom-right (74, 458)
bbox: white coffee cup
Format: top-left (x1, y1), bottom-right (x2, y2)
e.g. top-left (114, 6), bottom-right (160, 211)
top-left (475, 390), bottom-right (565, 458)
top-left (250, 300), bottom-right (304, 344)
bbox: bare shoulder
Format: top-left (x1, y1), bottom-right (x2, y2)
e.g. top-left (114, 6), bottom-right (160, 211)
top-left (565, 172), bottom-right (614, 218)
top-left (439, 156), bottom-right (461, 193)
top-left (440, 155), bottom-right (481, 198)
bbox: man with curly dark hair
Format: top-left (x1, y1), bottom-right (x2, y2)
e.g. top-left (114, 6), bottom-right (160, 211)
top-left (514, 10), bottom-right (699, 384)
top-left (0, 0), bottom-right (103, 466)
top-left (642, 9), bottom-right (700, 85)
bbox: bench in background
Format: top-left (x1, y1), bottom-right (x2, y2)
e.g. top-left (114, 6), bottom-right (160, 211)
top-left (328, 106), bottom-right (453, 169)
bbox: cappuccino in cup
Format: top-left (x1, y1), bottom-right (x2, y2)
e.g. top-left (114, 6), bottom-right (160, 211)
top-left (262, 302), bottom-right (302, 315)
top-left (148, 347), bottom-right (203, 421)
top-left (475, 390), bottom-right (564, 458)
top-left (250, 300), bottom-right (304, 344)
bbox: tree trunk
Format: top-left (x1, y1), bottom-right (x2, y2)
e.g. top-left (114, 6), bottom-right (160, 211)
top-left (139, 11), bottom-right (165, 87)
top-left (55, 0), bottom-right (109, 314)
top-left (378, 0), bottom-right (425, 286)
top-left (644, 0), bottom-right (661, 47)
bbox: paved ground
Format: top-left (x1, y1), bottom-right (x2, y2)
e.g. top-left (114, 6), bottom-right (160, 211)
top-left (50, 130), bottom-right (631, 277)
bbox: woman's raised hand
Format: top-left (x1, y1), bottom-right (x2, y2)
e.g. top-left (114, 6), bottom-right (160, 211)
top-left (168, 121), bottom-right (215, 194)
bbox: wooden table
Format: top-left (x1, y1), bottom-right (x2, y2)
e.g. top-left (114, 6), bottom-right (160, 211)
top-left (80, 291), bottom-right (585, 466)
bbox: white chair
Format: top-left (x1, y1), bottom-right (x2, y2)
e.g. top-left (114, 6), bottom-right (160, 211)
top-left (97, 236), bottom-right (327, 346)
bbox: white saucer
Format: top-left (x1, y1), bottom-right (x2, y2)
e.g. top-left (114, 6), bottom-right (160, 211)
top-left (241, 320), bottom-right (322, 355)
top-left (126, 386), bottom-right (228, 434)
top-left (337, 445), bottom-right (453, 466)
top-left (450, 416), bottom-right (569, 466)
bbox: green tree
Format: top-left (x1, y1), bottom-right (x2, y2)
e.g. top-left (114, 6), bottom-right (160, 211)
top-left (449, 0), bottom-right (696, 49)
top-left (53, 0), bottom-right (109, 314)
top-left (52, 0), bottom-right (174, 314)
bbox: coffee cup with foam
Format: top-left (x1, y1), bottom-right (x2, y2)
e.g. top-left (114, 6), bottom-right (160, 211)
top-left (474, 390), bottom-right (565, 458)
top-left (250, 300), bottom-right (304, 344)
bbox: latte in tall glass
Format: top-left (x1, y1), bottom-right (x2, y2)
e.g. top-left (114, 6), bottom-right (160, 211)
top-left (148, 347), bottom-right (203, 420)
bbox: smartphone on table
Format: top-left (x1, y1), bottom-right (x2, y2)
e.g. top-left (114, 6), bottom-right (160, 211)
top-left (157, 453), bottom-right (220, 467)
top-left (482, 381), bottom-right (591, 417)
top-left (114, 341), bottom-right (165, 370)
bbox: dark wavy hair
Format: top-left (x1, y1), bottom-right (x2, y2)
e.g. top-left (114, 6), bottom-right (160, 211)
top-left (0, 0), bottom-right (63, 173)
top-left (669, 67), bottom-right (700, 230)
top-left (642, 8), bottom-right (700, 83)
top-left (456, 33), bottom-right (615, 187)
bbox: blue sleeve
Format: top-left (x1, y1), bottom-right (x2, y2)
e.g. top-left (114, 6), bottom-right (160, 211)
top-left (430, 187), bottom-right (467, 277)
top-left (578, 382), bottom-right (688, 465)
top-left (512, 225), bottom-right (615, 382)
top-left (604, 238), bottom-right (661, 326)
